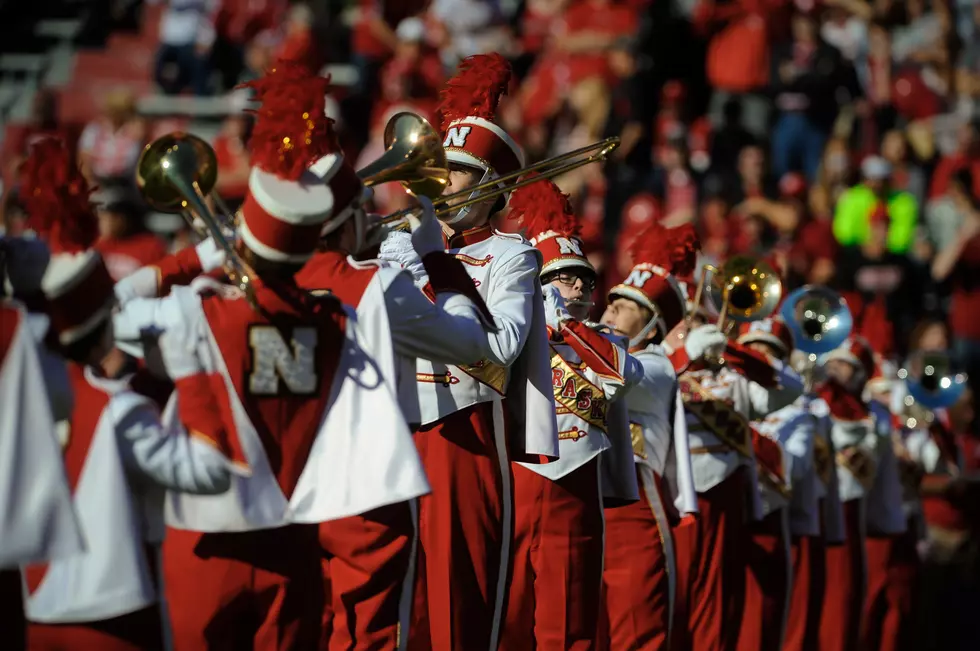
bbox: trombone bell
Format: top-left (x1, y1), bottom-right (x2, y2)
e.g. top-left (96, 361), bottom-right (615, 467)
top-left (136, 133), bottom-right (218, 214)
top-left (779, 285), bottom-right (853, 356)
top-left (706, 256), bottom-right (782, 327)
top-left (356, 112), bottom-right (449, 200)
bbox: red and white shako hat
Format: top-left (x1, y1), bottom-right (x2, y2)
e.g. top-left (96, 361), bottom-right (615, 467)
top-left (609, 222), bottom-right (699, 335)
top-left (239, 59), bottom-right (363, 263)
top-left (737, 317), bottom-right (795, 357)
top-left (508, 174), bottom-right (593, 277)
top-left (20, 138), bottom-right (114, 345)
top-left (825, 336), bottom-right (877, 383)
top-left (438, 53), bottom-right (525, 188)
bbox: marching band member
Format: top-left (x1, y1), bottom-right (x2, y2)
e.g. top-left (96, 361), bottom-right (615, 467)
top-left (0, 250), bottom-right (82, 651)
top-left (378, 52), bottom-right (559, 650)
top-left (783, 353), bottom-right (845, 651)
top-left (499, 177), bottom-right (641, 649)
top-left (665, 298), bottom-right (802, 651)
top-left (860, 363), bottom-right (916, 651)
top-left (816, 337), bottom-right (881, 651)
top-left (736, 318), bottom-right (807, 651)
top-left (15, 140), bottom-right (233, 651)
top-left (597, 222), bottom-right (700, 651)
top-left (115, 68), bottom-right (430, 650)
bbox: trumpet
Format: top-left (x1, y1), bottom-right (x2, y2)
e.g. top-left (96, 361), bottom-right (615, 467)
top-left (897, 350), bottom-right (968, 428)
top-left (369, 135), bottom-right (621, 227)
top-left (136, 132), bottom-right (257, 309)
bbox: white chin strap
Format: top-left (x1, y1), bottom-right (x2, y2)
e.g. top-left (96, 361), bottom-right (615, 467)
top-left (629, 312), bottom-right (665, 350)
top-left (443, 167), bottom-right (494, 226)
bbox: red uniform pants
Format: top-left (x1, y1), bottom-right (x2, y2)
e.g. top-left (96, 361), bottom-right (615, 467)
top-left (783, 535), bottom-right (826, 651)
top-left (599, 467), bottom-right (672, 651)
top-left (861, 525), bottom-right (919, 651)
top-left (673, 468), bottom-right (749, 651)
top-left (0, 569), bottom-right (25, 651)
top-left (407, 402), bottom-right (509, 651)
top-left (819, 500), bottom-right (866, 651)
top-left (736, 509), bottom-right (790, 651)
top-left (163, 524), bottom-right (324, 651)
top-left (500, 459), bottom-right (603, 650)
top-left (319, 504), bottom-right (414, 651)
top-left (27, 606), bottom-right (163, 651)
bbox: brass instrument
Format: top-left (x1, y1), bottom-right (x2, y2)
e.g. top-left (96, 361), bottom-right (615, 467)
top-left (897, 351), bottom-right (968, 429)
top-left (780, 285), bottom-right (853, 391)
top-left (704, 256), bottom-right (783, 332)
top-left (374, 136), bottom-right (621, 226)
top-left (356, 112), bottom-right (450, 200)
top-left (136, 132), bottom-right (256, 308)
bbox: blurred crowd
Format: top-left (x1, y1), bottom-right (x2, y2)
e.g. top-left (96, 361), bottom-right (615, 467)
top-left (2, 1), bottom-right (980, 635)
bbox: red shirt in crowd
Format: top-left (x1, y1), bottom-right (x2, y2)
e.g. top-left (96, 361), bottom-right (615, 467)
top-left (215, 0), bottom-right (285, 46)
top-left (95, 233), bottom-right (168, 282)
top-left (352, 0), bottom-right (427, 60)
top-left (948, 234), bottom-right (980, 341)
top-left (789, 218), bottom-right (837, 279)
top-left (929, 153), bottom-right (980, 200)
top-left (554, 0), bottom-right (637, 84)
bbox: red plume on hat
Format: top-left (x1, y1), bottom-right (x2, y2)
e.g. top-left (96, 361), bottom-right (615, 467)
top-left (666, 223), bottom-right (699, 280)
top-left (509, 174), bottom-right (592, 276)
top-left (508, 173), bottom-right (578, 240)
top-left (242, 66), bottom-right (338, 181)
top-left (19, 138), bottom-right (98, 254)
top-left (438, 52), bottom-right (512, 131)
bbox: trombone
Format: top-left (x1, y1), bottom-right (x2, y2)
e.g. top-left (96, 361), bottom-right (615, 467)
top-left (700, 256), bottom-right (783, 332)
top-left (136, 132), bottom-right (257, 308)
top-left (356, 114), bottom-right (620, 225)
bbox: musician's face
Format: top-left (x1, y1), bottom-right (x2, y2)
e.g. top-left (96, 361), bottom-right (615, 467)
top-left (601, 297), bottom-right (653, 342)
top-left (442, 165), bottom-right (493, 226)
top-left (548, 270), bottom-right (594, 321)
top-left (825, 359), bottom-right (856, 387)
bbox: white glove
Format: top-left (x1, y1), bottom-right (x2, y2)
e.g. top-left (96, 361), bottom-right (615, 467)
top-left (406, 196), bottom-right (445, 257)
top-left (542, 283), bottom-right (572, 331)
top-left (685, 324), bottom-right (727, 362)
top-left (195, 238), bottom-right (227, 274)
top-left (379, 229), bottom-right (427, 285)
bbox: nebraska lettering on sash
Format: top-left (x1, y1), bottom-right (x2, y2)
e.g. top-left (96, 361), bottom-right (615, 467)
top-left (444, 126), bottom-right (473, 148)
top-left (551, 352), bottom-right (608, 433)
top-left (247, 325), bottom-right (318, 396)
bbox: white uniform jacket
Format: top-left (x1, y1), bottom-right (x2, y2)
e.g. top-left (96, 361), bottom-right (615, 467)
top-left (754, 396), bottom-right (821, 536)
top-left (117, 280), bottom-right (431, 532)
top-left (823, 405), bottom-right (880, 504)
top-left (809, 398), bottom-right (846, 543)
top-left (22, 366), bottom-right (229, 623)
top-left (680, 361), bottom-right (802, 512)
top-left (629, 344), bottom-right (698, 517)
top-left (520, 323), bottom-right (640, 486)
top-left (0, 303), bottom-right (82, 568)
top-left (864, 400), bottom-right (908, 535)
top-left (407, 229), bottom-right (559, 460)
